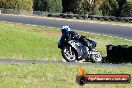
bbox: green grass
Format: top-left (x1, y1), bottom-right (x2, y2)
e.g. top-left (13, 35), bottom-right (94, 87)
top-left (0, 21), bottom-right (132, 88)
top-left (0, 21), bottom-right (132, 60)
top-left (0, 63), bottom-right (131, 88)
top-left (127, 0), bottom-right (132, 3)
top-left (0, 22), bottom-right (61, 60)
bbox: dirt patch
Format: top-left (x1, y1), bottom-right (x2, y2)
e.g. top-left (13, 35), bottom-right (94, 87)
top-left (41, 29), bottom-right (61, 36)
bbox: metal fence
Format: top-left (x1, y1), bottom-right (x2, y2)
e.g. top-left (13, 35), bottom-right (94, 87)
top-left (0, 8), bottom-right (132, 23)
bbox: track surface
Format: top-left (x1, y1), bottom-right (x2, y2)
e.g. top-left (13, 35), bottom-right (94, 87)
top-left (0, 14), bottom-right (132, 40)
top-left (0, 59), bottom-right (132, 67)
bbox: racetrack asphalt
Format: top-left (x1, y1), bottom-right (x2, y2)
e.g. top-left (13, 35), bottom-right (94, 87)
top-left (0, 59), bottom-right (132, 68)
top-left (0, 14), bottom-right (132, 40)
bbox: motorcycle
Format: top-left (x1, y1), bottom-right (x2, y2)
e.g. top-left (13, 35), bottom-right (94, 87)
top-left (58, 33), bottom-right (102, 63)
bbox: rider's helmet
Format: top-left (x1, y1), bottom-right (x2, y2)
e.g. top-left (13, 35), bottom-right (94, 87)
top-left (61, 26), bottom-right (71, 34)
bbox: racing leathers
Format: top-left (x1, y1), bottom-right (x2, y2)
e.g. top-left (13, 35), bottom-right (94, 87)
top-left (61, 31), bottom-right (92, 51)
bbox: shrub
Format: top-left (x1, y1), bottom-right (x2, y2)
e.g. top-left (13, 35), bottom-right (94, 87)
top-left (47, 0), bottom-right (62, 13)
top-left (62, 0), bottom-right (93, 15)
top-left (33, 0), bottom-right (47, 11)
top-left (91, 5), bottom-right (102, 16)
top-left (100, 0), bottom-right (119, 16)
top-left (120, 2), bottom-right (132, 17)
top-left (0, 0), bottom-right (33, 11)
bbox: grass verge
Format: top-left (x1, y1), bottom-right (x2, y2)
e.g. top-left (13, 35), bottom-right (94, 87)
top-left (0, 21), bottom-right (132, 60)
top-left (0, 63), bottom-right (132, 88)
top-left (127, 0), bottom-right (132, 3)
top-left (0, 21), bottom-right (132, 88)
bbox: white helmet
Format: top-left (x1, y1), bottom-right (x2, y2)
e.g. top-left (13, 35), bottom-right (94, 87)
top-left (61, 26), bottom-right (71, 34)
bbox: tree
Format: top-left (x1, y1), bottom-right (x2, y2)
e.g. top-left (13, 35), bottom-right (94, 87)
top-left (0, 0), bottom-right (33, 11)
top-left (116, 0), bottom-right (127, 17)
top-left (94, 0), bottom-right (105, 5)
top-left (100, 0), bottom-right (119, 16)
top-left (47, 0), bottom-right (62, 13)
top-left (62, 0), bottom-right (94, 15)
top-left (33, 0), bottom-right (47, 11)
top-left (120, 2), bottom-right (132, 17)
top-left (33, 0), bottom-right (62, 13)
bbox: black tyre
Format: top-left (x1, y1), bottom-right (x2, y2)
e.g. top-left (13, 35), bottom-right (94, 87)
top-left (61, 46), bottom-right (77, 62)
top-left (91, 49), bottom-right (102, 63)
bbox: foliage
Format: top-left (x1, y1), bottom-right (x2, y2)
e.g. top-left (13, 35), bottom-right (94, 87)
top-left (80, 0), bottom-right (93, 15)
top-left (0, 0), bottom-right (33, 11)
top-left (91, 5), bottom-right (102, 16)
top-left (47, 0), bottom-right (62, 13)
top-left (33, 0), bottom-right (47, 11)
top-left (33, 0), bottom-right (62, 13)
top-left (100, 0), bottom-right (119, 16)
top-left (120, 2), bottom-right (132, 17)
top-left (62, 0), bottom-right (79, 13)
top-left (0, 0), bottom-right (131, 17)
top-left (94, 0), bottom-right (105, 5)
top-left (62, 0), bottom-right (93, 15)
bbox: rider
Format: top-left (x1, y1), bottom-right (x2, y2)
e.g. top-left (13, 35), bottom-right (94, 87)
top-left (61, 26), bottom-right (93, 50)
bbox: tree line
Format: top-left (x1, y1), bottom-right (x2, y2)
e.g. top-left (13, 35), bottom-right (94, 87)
top-left (0, 0), bottom-right (131, 17)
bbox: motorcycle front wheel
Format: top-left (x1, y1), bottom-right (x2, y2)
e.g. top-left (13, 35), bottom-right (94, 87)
top-left (90, 49), bottom-right (102, 63)
top-left (61, 46), bottom-right (77, 62)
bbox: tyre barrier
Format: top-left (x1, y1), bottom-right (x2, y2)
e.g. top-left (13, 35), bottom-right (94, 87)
top-left (74, 15), bottom-right (81, 19)
top-left (0, 8), bottom-right (131, 23)
top-left (32, 12), bottom-right (132, 23)
top-left (45, 13), bottom-right (132, 23)
top-left (102, 16), bottom-right (110, 21)
top-left (106, 45), bottom-right (132, 63)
